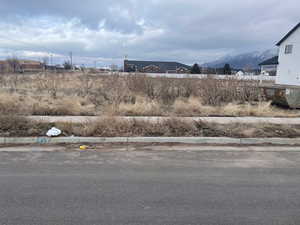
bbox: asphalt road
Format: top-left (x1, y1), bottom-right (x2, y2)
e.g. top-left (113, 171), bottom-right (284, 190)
top-left (0, 145), bottom-right (300, 225)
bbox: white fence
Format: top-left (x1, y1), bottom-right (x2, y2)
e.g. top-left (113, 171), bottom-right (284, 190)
top-left (113, 72), bottom-right (276, 81)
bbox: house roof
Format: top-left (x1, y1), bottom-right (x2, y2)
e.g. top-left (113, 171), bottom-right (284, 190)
top-left (276, 22), bottom-right (300, 46)
top-left (125, 60), bottom-right (191, 71)
top-left (0, 59), bottom-right (42, 65)
top-left (259, 56), bottom-right (279, 66)
top-left (18, 60), bottom-right (42, 65)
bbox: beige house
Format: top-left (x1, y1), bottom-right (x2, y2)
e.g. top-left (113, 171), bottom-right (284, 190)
top-left (0, 59), bottom-right (44, 73)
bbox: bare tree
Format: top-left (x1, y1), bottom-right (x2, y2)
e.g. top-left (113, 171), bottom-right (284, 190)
top-left (7, 57), bottom-right (20, 73)
top-left (42, 56), bottom-right (49, 66)
top-left (78, 72), bottom-right (94, 97)
top-left (63, 61), bottom-right (72, 70)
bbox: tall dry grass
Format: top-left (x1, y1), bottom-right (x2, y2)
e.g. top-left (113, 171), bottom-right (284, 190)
top-left (0, 72), bottom-right (297, 117)
top-left (221, 102), bottom-right (291, 117)
top-left (54, 118), bottom-right (202, 137)
top-left (0, 92), bottom-right (96, 116)
top-left (31, 97), bottom-right (96, 116)
top-left (0, 92), bottom-right (22, 114)
top-left (172, 97), bottom-right (215, 116)
top-left (115, 97), bottom-right (163, 116)
top-left (0, 115), bottom-right (48, 137)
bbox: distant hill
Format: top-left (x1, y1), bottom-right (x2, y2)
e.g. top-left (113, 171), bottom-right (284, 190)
top-left (202, 49), bottom-right (278, 69)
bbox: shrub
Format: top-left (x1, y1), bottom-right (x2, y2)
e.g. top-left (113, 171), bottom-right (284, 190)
top-left (172, 97), bottom-right (215, 116)
top-left (0, 93), bottom-right (22, 115)
top-left (0, 115), bottom-right (48, 136)
top-left (117, 97), bottom-right (163, 116)
top-left (31, 97), bottom-right (95, 116)
top-left (197, 77), bottom-right (260, 105)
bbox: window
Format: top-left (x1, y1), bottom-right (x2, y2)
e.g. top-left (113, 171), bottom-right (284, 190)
top-left (285, 44), bottom-right (293, 54)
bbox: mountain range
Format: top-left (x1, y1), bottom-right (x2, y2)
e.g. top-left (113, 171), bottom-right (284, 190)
top-left (202, 49), bottom-right (278, 69)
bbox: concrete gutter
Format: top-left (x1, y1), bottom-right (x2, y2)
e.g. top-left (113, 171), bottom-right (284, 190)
top-left (1, 137), bottom-right (300, 146)
top-left (27, 116), bottom-right (300, 125)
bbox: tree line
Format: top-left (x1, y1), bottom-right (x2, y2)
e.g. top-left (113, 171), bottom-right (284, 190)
top-left (191, 63), bottom-right (232, 75)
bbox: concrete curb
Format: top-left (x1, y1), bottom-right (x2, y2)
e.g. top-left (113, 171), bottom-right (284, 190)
top-left (1, 137), bottom-right (300, 146)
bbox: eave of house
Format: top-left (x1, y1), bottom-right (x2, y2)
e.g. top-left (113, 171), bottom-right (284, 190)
top-left (276, 22), bottom-right (300, 46)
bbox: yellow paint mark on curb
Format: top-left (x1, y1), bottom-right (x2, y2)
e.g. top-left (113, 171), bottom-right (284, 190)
top-left (80, 145), bottom-right (88, 150)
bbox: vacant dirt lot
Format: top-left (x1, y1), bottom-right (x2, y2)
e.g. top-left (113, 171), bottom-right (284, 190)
top-left (0, 72), bottom-right (297, 117)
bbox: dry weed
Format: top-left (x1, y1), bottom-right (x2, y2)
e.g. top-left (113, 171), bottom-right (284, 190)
top-left (0, 115), bottom-right (48, 136)
top-left (117, 97), bottom-right (163, 116)
top-left (31, 97), bottom-right (95, 116)
top-left (0, 93), bottom-right (22, 114)
top-left (0, 72), bottom-right (299, 117)
top-left (2, 115), bottom-right (300, 138)
top-left (172, 97), bottom-right (215, 116)
top-left (221, 102), bottom-right (294, 117)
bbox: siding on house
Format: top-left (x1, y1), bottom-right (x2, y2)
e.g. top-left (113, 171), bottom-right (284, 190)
top-left (276, 24), bottom-right (300, 85)
top-left (19, 60), bottom-right (44, 72)
top-left (0, 60), bottom-right (11, 73)
top-left (0, 60), bottom-right (43, 73)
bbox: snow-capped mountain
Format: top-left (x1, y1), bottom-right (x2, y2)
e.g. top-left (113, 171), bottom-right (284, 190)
top-left (202, 49), bottom-right (278, 69)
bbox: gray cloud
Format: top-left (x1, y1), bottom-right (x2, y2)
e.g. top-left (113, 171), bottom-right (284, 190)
top-left (0, 0), bottom-right (299, 66)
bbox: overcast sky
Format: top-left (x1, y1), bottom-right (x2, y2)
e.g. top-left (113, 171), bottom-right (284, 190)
top-left (0, 0), bottom-right (299, 66)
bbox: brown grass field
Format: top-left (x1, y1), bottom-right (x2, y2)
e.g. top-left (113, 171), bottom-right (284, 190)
top-left (0, 71), bottom-right (298, 117)
top-left (1, 72), bottom-right (300, 137)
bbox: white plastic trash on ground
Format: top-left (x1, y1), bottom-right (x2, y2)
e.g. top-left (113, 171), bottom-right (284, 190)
top-left (46, 127), bottom-right (62, 137)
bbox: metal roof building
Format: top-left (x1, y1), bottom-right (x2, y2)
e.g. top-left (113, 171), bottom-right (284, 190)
top-left (124, 60), bottom-right (191, 73)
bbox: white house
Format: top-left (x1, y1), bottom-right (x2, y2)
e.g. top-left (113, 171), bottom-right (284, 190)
top-left (276, 22), bottom-right (300, 85)
top-left (235, 71), bottom-right (244, 76)
top-left (259, 56), bottom-right (278, 76)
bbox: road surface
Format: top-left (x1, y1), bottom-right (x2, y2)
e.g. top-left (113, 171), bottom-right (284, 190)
top-left (0, 145), bottom-right (300, 225)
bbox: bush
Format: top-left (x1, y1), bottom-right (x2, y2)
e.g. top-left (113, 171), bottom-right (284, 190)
top-left (197, 77), bottom-right (259, 105)
top-left (0, 115), bottom-right (48, 137)
top-left (0, 93), bottom-right (22, 115)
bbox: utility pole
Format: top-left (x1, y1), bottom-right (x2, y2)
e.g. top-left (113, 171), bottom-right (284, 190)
top-left (50, 54), bottom-right (53, 66)
top-left (69, 52), bottom-right (73, 69)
